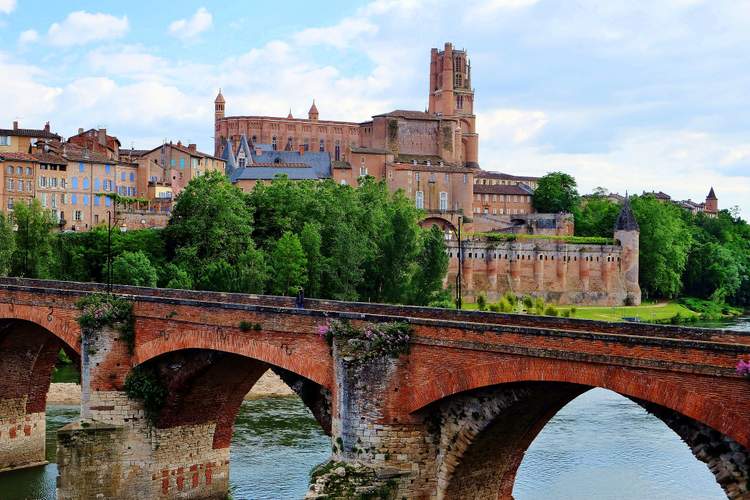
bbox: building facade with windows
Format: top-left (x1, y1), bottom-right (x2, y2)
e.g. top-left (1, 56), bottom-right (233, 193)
top-left (215, 42), bottom-right (505, 231)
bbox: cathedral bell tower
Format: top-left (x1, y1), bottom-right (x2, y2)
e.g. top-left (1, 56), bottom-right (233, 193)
top-left (214, 89), bottom-right (225, 122)
top-left (428, 43), bottom-right (479, 168)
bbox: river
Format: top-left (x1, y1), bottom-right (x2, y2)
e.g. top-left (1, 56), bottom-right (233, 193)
top-left (1, 316), bottom-right (747, 500)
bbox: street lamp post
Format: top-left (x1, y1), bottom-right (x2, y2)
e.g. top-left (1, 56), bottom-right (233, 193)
top-left (107, 210), bottom-right (113, 294)
top-left (449, 215), bottom-right (464, 310)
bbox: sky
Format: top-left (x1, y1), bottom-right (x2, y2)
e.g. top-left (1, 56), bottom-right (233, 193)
top-left (0, 0), bottom-right (749, 214)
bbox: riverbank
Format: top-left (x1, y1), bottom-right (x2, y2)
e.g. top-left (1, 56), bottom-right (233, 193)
top-left (46, 369), bottom-right (293, 404)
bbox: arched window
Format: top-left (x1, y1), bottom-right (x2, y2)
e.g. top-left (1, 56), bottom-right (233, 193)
top-left (319, 139), bottom-right (325, 152)
top-left (439, 192), bottom-right (448, 211)
top-left (272, 136), bottom-right (277, 151)
top-left (415, 190), bottom-right (424, 209)
top-left (251, 135), bottom-right (257, 144)
top-left (359, 157), bottom-right (367, 177)
top-left (334, 140), bottom-right (341, 161)
top-left (456, 95), bottom-right (464, 110)
top-left (286, 136), bottom-right (293, 151)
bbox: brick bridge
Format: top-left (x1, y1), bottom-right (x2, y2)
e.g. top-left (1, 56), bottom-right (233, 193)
top-left (0, 278), bottom-right (748, 499)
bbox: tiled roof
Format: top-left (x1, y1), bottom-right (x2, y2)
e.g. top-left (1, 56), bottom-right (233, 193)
top-left (0, 128), bottom-right (60, 140)
top-left (475, 170), bottom-right (540, 181)
top-left (332, 160), bottom-right (351, 169)
top-left (252, 151), bottom-right (331, 179)
top-left (250, 162), bottom-right (309, 168)
top-left (62, 144), bottom-right (112, 163)
top-left (615, 197), bottom-right (639, 231)
top-left (34, 152), bottom-right (67, 165)
top-left (236, 167), bottom-right (320, 181)
top-left (0, 152), bottom-right (37, 162)
top-left (393, 163), bottom-right (472, 173)
top-left (395, 154), bottom-right (451, 165)
top-left (473, 184), bottom-right (533, 195)
top-left (374, 110), bottom-right (440, 121)
top-left (118, 148), bottom-right (150, 158)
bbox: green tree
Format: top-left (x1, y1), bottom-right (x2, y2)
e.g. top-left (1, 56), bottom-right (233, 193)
top-left (532, 172), bottom-right (580, 213)
top-left (574, 196), bottom-right (621, 237)
top-left (684, 242), bottom-right (740, 301)
top-left (409, 225), bottom-right (449, 305)
top-left (109, 250), bottom-right (158, 287)
top-left (270, 232), bottom-right (307, 296)
top-left (11, 199), bottom-right (55, 278)
top-left (299, 222), bottom-right (323, 297)
top-left (0, 213), bottom-right (15, 276)
top-left (631, 195), bottom-right (692, 298)
top-left (164, 171), bottom-right (254, 263)
top-left (160, 263), bottom-right (193, 290)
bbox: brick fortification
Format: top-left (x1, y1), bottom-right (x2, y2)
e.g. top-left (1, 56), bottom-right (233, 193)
top-left (448, 198), bottom-right (642, 306)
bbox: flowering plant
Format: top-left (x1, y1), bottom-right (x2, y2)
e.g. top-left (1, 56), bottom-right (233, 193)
top-left (737, 358), bottom-right (750, 379)
top-left (76, 293), bottom-right (135, 351)
top-left (319, 319), bottom-right (412, 363)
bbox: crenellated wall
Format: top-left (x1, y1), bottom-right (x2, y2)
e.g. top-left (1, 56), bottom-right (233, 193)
top-left (446, 235), bottom-right (641, 305)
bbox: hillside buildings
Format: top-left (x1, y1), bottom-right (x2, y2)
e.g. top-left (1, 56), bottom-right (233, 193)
top-left (0, 123), bottom-right (223, 231)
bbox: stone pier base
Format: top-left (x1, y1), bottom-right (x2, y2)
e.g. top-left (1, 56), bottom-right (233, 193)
top-left (0, 409), bottom-right (46, 472)
top-left (56, 391), bottom-right (230, 500)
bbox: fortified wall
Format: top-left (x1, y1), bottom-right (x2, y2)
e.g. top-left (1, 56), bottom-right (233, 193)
top-left (446, 202), bottom-right (641, 306)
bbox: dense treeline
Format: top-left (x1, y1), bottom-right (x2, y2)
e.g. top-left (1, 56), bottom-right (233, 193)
top-left (577, 194), bottom-right (749, 305)
top-left (0, 172), bottom-right (449, 306)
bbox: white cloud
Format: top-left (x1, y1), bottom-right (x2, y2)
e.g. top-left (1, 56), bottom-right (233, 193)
top-left (478, 109), bottom-right (548, 143)
top-left (18, 29), bottom-right (38, 45)
top-left (0, 0), bottom-right (15, 14)
top-left (48, 11), bottom-right (129, 47)
top-left (294, 18), bottom-right (378, 49)
top-left (168, 7), bottom-right (213, 41)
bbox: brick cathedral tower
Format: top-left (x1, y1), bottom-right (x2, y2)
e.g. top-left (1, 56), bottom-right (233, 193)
top-left (428, 42), bottom-right (479, 168)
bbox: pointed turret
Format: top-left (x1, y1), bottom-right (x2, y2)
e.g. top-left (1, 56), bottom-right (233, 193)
top-left (214, 89), bottom-right (225, 121)
top-left (220, 137), bottom-right (237, 178)
top-left (614, 195), bottom-right (639, 231)
top-left (705, 187), bottom-right (718, 215)
top-left (287, 109), bottom-right (294, 119)
top-left (308, 100), bottom-right (319, 121)
top-left (614, 194), bottom-right (641, 305)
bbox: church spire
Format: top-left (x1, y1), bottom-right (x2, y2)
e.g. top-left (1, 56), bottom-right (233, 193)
top-left (308, 99), bottom-right (319, 121)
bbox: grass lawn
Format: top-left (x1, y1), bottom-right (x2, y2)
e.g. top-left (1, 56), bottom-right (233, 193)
top-left (561, 302), bottom-right (699, 322)
top-left (461, 300), bottom-right (699, 323)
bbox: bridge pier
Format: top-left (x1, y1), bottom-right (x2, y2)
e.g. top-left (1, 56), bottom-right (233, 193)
top-left (57, 324), bottom-right (230, 500)
top-left (0, 321), bottom-right (63, 473)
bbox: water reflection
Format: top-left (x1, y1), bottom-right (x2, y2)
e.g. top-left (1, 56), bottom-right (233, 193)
top-left (513, 389), bottom-right (725, 500)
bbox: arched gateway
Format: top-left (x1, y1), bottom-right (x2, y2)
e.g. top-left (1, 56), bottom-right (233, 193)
top-left (0, 278), bottom-right (747, 499)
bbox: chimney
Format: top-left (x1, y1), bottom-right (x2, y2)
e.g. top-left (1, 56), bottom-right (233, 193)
top-left (177, 140), bottom-right (182, 147)
top-left (78, 128), bottom-right (84, 134)
top-left (298, 144), bottom-right (305, 156)
top-left (188, 143), bottom-right (197, 152)
top-left (44, 122), bottom-right (50, 133)
top-left (13, 121), bottom-right (18, 130)
top-left (98, 128), bottom-right (107, 146)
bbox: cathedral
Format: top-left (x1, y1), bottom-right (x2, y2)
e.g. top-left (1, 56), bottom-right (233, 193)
top-left (215, 43), bottom-right (505, 231)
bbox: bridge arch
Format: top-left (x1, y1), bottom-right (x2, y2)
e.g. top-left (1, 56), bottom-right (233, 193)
top-left (0, 302), bottom-right (81, 355)
top-left (132, 344), bottom-right (333, 450)
top-left (410, 356), bottom-right (749, 499)
top-left (408, 355), bottom-right (749, 448)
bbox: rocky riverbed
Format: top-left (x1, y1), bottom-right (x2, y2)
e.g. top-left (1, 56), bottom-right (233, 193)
top-left (46, 369), bottom-right (293, 404)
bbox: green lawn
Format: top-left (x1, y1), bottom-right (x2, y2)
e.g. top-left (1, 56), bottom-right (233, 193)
top-left (560, 302), bottom-right (699, 322)
top-left (461, 300), bottom-right (699, 323)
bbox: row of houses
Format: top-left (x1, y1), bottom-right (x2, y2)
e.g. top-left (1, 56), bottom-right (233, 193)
top-left (0, 122), bottom-right (224, 231)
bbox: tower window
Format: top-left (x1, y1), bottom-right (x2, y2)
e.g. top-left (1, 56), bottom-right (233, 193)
top-left (272, 136), bottom-right (277, 150)
top-left (319, 139), bottom-right (325, 152)
top-left (456, 95), bottom-right (464, 110)
top-left (334, 140), bottom-right (341, 161)
top-left (455, 73), bottom-right (462, 87)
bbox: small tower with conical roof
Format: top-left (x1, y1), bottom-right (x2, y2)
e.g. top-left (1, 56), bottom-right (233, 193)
top-left (215, 89), bottom-right (225, 122)
top-left (308, 100), bottom-right (319, 121)
top-left (705, 187), bottom-right (718, 216)
top-left (614, 195), bottom-right (641, 305)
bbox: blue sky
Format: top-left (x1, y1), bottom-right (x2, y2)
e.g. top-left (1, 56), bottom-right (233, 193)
top-left (1, 0), bottom-right (749, 214)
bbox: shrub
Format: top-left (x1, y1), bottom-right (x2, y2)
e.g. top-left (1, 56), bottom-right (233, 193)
top-left (320, 319), bottom-right (412, 363)
top-left (544, 305), bottom-right (559, 316)
top-left (503, 292), bottom-right (518, 306)
top-left (522, 295), bottom-right (533, 310)
top-left (477, 294), bottom-right (487, 311)
top-left (124, 366), bottom-right (167, 424)
top-left (498, 297), bottom-right (513, 313)
top-left (534, 297), bottom-right (546, 315)
top-left (428, 298), bottom-right (455, 309)
top-left (570, 307), bottom-right (577, 315)
top-left (488, 303), bottom-right (500, 312)
top-left (562, 309), bottom-right (571, 318)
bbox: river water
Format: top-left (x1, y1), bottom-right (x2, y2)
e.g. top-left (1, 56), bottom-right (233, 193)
top-left (1, 316), bottom-right (747, 500)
